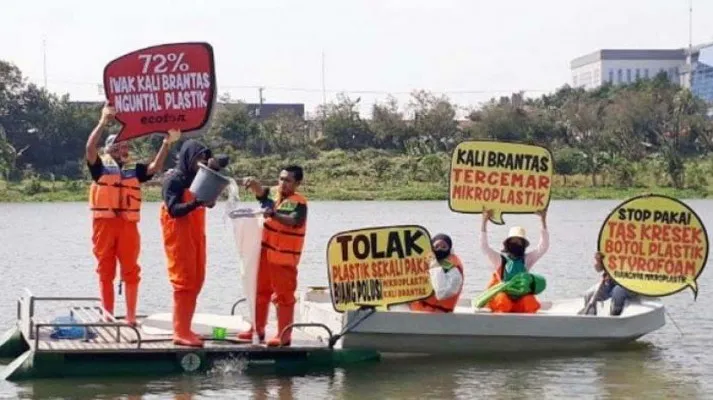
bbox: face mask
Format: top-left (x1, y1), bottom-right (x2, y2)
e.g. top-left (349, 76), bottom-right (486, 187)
top-left (434, 249), bottom-right (450, 260)
top-left (507, 244), bottom-right (525, 258)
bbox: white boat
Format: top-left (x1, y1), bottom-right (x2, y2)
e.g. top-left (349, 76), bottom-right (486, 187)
top-left (296, 287), bottom-right (666, 356)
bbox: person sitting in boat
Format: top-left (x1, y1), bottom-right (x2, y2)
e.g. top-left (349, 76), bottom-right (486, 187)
top-left (581, 252), bottom-right (637, 316)
top-left (480, 208), bottom-right (549, 313)
top-left (409, 233), bottom-right (464, 313)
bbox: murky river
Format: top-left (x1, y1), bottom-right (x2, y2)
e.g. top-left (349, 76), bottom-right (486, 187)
top-left (0, 200), bottom-right (710, 399)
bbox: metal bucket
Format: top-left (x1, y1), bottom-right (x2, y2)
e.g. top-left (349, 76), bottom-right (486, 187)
top-left (189, 163), bottom-right (231, 203)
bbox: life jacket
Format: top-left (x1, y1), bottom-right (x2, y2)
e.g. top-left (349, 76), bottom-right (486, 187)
top-left (89, 154), bottom-right (142, 221)
top-left (260, 187), bottom-right (307, 266)
top-left (410, 254), bottom-right (464, 313)
top-left (159, 188), bottom-right (205, 234)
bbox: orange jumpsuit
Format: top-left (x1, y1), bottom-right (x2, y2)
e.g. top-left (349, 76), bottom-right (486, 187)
top-left (88, 154), bottom-right (148, 324)
top-left (486, 264), bottom-right (540, 313)
top-left (159, 139), bottom-right (211, 347)
top-left (409, 254), bottom-right (464, 313)
top-left (239, 188), bottom-right (307, 346)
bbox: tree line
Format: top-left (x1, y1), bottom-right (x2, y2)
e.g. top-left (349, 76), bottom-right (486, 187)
top-left (1, 59), bottom-right (712, 189)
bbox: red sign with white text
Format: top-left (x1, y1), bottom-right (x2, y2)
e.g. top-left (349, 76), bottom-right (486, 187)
top-left (103, 42), bottom-right (216, 143)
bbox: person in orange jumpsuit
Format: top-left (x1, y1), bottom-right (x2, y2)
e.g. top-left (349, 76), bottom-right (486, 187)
top-left (238, 165), bottom-right (308, 347)
top-left (85, 102), bottom-right (179, 325)
top-left (160, 139), bottom-right (219, 347)
top-left (479, 208), bottom-right (549, 313)
top-left (409, 234), bottom-right (464, 313)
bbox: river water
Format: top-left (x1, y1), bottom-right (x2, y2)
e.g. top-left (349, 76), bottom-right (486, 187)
top-left (0, 200), bottom-right (710, 399)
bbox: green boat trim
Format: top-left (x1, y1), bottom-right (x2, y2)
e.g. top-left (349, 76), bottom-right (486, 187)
top-left (2, 346), bottom-right (380, 381)
top-left (0, 326), bottom-right (29, 359)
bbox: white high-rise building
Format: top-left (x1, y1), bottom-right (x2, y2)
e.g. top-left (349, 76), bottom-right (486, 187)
top-left (570, 42), bottom-right (713, 103)
top-left (570, 49), bottom-right (685, 89)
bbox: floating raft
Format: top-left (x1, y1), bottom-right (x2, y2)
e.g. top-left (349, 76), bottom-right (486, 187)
top-left (0, 290), bottom-right (379, 381)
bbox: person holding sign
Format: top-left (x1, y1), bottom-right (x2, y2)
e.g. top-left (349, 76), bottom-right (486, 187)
top-left (238, 166), bottom-right (308, 347)
top-left (409, 234), bottom-right (464, 313)
top-left (581, 252), bottom-right (637, 316)
top-left (160, 139), bottom-right (218, 347)
top-left (480, 209), bottom-right (549, 313)
top-left (85, 102), bottom-right (179, 325)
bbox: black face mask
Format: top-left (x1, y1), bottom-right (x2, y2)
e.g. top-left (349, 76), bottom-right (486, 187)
top-left (434, 249), bottom-right (450, 260)
top-left (507, 244), bottom-right (525, 258)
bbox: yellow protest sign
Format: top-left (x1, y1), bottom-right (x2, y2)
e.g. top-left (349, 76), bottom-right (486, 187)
top-left (449, 140), bottom-right (553, 224)
top-left (598, 194), bottom-right (709, 299)
top-left (326, 225), bottom-right (434, 312)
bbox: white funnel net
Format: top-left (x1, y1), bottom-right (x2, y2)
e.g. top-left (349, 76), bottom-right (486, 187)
top-left (225, 179), bottom-right (264, 344)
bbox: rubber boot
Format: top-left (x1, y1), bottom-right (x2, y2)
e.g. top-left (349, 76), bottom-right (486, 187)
top-left (267, 304), bottom-right (294, 347)
top-left (100, 280), bottom-right (115, 318)
top-left (186, 292), bottom-right (204, 344)
top-left (124, 283), bottom-right (138, 327)
top-left (173, 291), bottom-right (203, 347)
top-left (237, 299), bottom-right (268, 342)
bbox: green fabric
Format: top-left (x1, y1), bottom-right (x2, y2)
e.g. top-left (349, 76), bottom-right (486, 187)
top-left (472, 281), bottom-right (508, 308)
top-left (501, 254), bottom-right (526, 282)
top-left (472, 272), bottom-right (547, 309)
top-left (438, 258), bottom-right (456, 271)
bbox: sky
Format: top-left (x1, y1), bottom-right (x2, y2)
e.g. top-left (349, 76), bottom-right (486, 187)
top-left (2, 0), bottom-right (712, 118)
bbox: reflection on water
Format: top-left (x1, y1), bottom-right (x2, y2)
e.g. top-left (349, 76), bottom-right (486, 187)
top-left (0, 346), bottom-right (707, 399)
top-left (1, 200), bottom-right (712, 399)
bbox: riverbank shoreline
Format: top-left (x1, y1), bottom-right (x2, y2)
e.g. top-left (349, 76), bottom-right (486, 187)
top-left (0, 179), bottom-right (708, 202)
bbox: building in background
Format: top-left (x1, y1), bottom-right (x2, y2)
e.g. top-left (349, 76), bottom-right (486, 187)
top-left (570, 42), bottom-right (713, 105)
top-left (570, 49), bottom-right (684, 89)
top-left (685, 42), bottom-right (713, 104)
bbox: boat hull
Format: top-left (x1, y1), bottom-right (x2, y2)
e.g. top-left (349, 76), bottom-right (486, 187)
top-left (2, 346), bottom-right (380, 381)
top-left (298, 290), bottom-right (667, 356)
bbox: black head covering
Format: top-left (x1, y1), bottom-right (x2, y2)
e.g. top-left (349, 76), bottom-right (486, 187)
top-left (432, 233), bottom-right (452, 248)
top-left (431, 233), bottom-right (453, 260)
top-left (176, 139), bottom-right (211, 182)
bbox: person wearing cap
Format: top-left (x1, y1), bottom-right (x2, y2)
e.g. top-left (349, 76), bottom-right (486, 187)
top-left (409, 233), bottom-right (465, 313)
top-left (85, 102), bottom-right (180, 325)
top-left (480, 208), bottom-right (549, 313)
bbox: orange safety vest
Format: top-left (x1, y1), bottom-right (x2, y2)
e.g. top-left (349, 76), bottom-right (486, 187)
top-left (261, 188), bottom-right (307, 266)
top-left (410, 254), bottom-right (464, 313)
top-left (89, 154), bottom-right (142, 222)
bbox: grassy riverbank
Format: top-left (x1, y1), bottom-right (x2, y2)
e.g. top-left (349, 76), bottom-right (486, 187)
top-left (0, 180), bottom-right (709, 203)
top-left (1, 150), bottom-right (711, 202)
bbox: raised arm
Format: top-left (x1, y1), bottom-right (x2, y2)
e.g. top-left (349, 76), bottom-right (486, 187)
top-left (525, 209), bottom-right (550, 270)
top-left (480, 209), bottom-right (502, 269)
top-left (147, 129), bottom-right (181, 176)
top-left (85, 103), bottom-right (115, 165)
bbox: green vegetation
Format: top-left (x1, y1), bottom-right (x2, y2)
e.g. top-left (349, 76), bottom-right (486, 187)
top-left (1, 59), bottom-right (712, 202)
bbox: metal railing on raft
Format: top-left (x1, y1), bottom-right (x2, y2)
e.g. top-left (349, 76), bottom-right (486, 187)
top-left (230, 297), bottom-right (379, 349)
top-left (33, 322), bottom-right (143, 350)
top-left (230, 297), bottom-right (247, 316)
top-left (18, 288), bottom-right (144, 350)
top-left (278, 306), bottom-right (377, 350)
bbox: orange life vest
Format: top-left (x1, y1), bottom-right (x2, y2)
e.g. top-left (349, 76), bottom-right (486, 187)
top-left (410, 254), bottom-right (464, 313)
top-left (261, 188), bottom-right (307, 266)
top-left (89, 154), bottom-right (142, 222)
